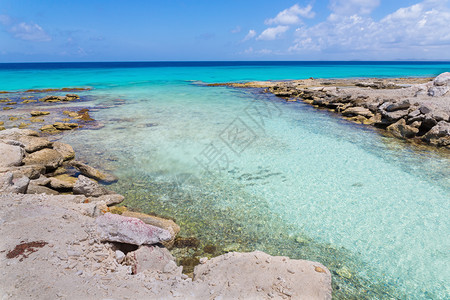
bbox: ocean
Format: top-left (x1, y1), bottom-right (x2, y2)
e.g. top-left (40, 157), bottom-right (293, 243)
top-left (1, 61), bottom-right (449, 299)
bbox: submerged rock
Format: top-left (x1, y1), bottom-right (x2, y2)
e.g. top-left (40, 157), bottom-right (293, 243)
top-left (70, 161), bottom-right (118, 183)
top-left (96, 213), bottom-right (171, 245)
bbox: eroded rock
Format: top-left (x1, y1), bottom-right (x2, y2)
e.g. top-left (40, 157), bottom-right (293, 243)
top-left (96, 213), bottom-right (172, 245)
top-left (70, 161), bottom-right (118, 183)
top-left (23, 148), bottom-right (63, 170)
top-left (73, 175), bottom-right (112, 197)
top-left (0, 143), bottom-right (25, 167)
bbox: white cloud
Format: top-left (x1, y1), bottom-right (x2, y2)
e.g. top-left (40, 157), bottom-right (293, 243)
top-left (289, 0), bottom-right (450, 58)
top-left (265, 4), bottom-right (315, 25)
top-left (257, 25), bottom-right (289, 40)
top-left (0, 15), bottom-right (51, 42)
top-left (10, 22), bottom-right (51, 42)
top-left (243, 29), bottom-right (257, 41)
top-left (329, 0), bottom-right (380, 17)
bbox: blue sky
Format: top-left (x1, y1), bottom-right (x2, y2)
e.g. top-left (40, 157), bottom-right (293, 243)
top-left (0, 0), bottom-right (449, 62)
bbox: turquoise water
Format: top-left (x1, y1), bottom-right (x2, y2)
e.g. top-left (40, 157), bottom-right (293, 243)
top-left (1, 62), bottom-right (449, 299)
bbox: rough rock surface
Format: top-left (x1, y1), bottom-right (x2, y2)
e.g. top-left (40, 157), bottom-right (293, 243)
top-left (194, 251), bottom-right (332, 299)
top-left (0, 172), bottom-right (29, 193)
top-left (96, 213), bottom-right (172, 245)
top-left (0, 143), bottom-right (24, 167)
top-left (73, 175), bottom-right (112, 197)
top-left (15, 136), bottom-right (53, 153)
top-left (23, 148), bottom-right (63, 170)
top-left (0, 193), bottom-right (332, 300)
top-left (71, 160), bottom-right (118, 183)
top-left (52, 141), bottom-right (75, 161)
top-left (122, 210), bottom-right (180, 243)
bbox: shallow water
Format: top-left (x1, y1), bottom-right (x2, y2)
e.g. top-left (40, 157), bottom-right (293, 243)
top-left (1, 62), bottom-right (449, 299)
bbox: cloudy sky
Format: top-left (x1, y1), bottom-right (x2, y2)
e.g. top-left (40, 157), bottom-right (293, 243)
top-left (0, 0), bottom-right (449, 62)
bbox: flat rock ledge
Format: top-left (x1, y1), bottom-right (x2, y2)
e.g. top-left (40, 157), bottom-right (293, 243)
top-left (0, 129), bottom-right (332, 300)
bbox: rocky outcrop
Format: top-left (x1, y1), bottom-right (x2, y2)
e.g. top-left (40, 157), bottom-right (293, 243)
top-left (96, 213), bottom-right (172, 245)
top-left (255, 73), bottom-right (450, 149)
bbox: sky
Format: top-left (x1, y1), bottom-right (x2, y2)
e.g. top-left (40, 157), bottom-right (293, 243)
top-left (0, 0), bottom-right (449, 62)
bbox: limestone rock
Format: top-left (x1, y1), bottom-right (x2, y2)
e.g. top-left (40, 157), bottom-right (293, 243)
top-left (23, 148), bottom-right (63, 170)
top-left (387, 119), bottom-right (419, 139)
top-left (428, 86), bottom-right (449, 97)
top-left (433, 72), bottom-right (450, 86)
top-left (0, 172), bottom-right (29, 193)
top-left (26, 183), bottom-right (59, 195)
top-left (96, 213), bottom-right (172, 245)
top-left (342, 106), bottom-right (374, 118)
top-left (121, 211), bottom-right (180, 243)
top-left (0, 143), bottom-right (25, 167)
top-left (0, 128), bottom-right (39, 138)
top-left (125, 245), bottom-right (180, 274)
top-left (73, 175), bottom-right (112, 197)
top-left (53, 122), bottom-right (78, 130)
top-left (381, 109), bottom-right (409, 122)
top-left (91, 194), bottom-right (125, 206)
top-left (30, 111), bottom-right (50, 116)
top-left (422, 121), bottom-right (450, 146)
top-left (49, 177), bottom-right (75, 190)
top-left (385, 100), bottom-right (411, 112)
top-left (194, 251), bottom-right (332, 300)
top-left (30, 175), bottom-right (51, 186)
top-left (70, 161), bottom-right (118, 183)
top-left (16, 136), bottom-right (52, 153)
top-left (0, 165), bottom-right (45, 180)
top-left (52, 142), bottom-right (75, 161)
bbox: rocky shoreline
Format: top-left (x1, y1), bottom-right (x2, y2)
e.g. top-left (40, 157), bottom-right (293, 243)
top-left (210, 73), bottom-right (450, 150)
top-left (0, 128), bottom-right (332, 299)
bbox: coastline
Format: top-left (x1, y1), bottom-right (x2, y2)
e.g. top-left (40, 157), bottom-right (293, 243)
top-left (0, 128), bottom-right (332, 299)
top-left (208, 74), bottom-right (450, 151)
top-left (0, 72), bottom-right (446, 298)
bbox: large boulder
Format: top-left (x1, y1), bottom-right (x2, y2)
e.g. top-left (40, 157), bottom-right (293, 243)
top-left (70, 161), bottom-right (118, 183)
top-left (96, 213), bottom-right (172, 245)
top-left (0, 143), bottom-right (25, 167)
top-left (428, 73), bottom-right (450, 96)
top-left (121, 211), bottom-right (180, 246)
top-left (15, 136), bottom-right (52, 153)
top-left (23, 148), bottom-right (63, 170)
top-left (52, 142), bottom-right (75, 161)
top-left (422, 121), bottom-right (450, 146)
top-left (433, 72), bottom-right (450, 86)
top-left (73, 175), bottom-right (112, 197)
top-left (387, 119), bottom-right (419, 139)
top-left (194, 251), bottom-right (332, 299)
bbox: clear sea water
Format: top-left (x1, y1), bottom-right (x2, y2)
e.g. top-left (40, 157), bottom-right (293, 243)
top-left (1, 62), bottom-right (449, 299)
